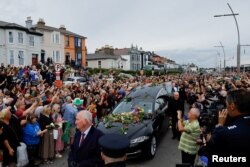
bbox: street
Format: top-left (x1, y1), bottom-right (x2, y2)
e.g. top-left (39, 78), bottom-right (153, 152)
top-left (41, 102), bottom-right (191, 167)
top-left (41, 128), bottom-right (181, 167)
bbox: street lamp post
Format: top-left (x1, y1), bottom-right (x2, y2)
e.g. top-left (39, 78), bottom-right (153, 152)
top-left (214, 41), bottom-right (226, 71)
top-left (241, 45), bottom-right (250, 72)
top-left (214, 3), bottom-right (240, 73)
top-left (215, 50), bottom-right (221, 72)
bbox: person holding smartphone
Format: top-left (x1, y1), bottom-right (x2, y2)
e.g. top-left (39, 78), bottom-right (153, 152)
top-left (206, 89), bottom-right (250, 166)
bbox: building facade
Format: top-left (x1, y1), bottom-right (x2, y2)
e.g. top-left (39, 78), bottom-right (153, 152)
top-left (31, 18), bottom-right (65, 65)
top-left (114, 45), bottom-right (142, 71)
top-left (62, 27), bottom-right (87, 68)
top-left (86, 53), bottom-right (127, 69)
top-left (0, 20), bottom-right (42, 66)
top-left (28, 17), bottom-right (86, 67)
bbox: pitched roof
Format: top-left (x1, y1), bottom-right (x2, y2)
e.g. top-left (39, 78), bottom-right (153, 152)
top-left (0, 20), bottom-right (42, 36)
top-left (60, 29), bottom-right (87, 39)
top-left (114, 48), bottom-right (130, 55)
top-left (33, 24), bottom-right (86, 39)
top-left (87, 53), bottom-right (126, 61)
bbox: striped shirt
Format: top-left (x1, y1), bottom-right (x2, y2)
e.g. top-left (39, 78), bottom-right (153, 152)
top-left (178, 120), bottom-right (201, 154)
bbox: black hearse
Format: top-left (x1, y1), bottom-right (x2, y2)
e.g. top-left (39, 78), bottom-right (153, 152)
top-left (97, 85), bottom-right (169, 159)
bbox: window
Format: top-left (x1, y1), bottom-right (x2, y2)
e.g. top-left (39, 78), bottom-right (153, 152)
top-left (98, 61), bottom-right (101, 68)
top-left (52, 33), bottom-right (60, 44)
top-left (9, 50), bottom-right (14, 65)
top-left (86, 61), bottom-right (88, 66)
top-left (9, 32), bottom-right (13, 43)
top-left (18, 51), bottom-right (24, 65)
top-left (53, 51), bottom-right (60, 62)
top-left (75, 37), bottom-right (81, 47)
top-left (155, 98), bottom-right (165, 111)
top-left (66, 36), bottom-right (70, 46)
top-left (55, 34), bottom-right (59, 44)
top-left (29, 36), bottom-right (34, 46)
top-left (78, 38), bottom-right (81, 47)
top-left (18, 32), bottom-right (23, 44)
top-left (56, 51), bottom-right (60, 62)
top-left (77, 53), bottom-right (82, 59)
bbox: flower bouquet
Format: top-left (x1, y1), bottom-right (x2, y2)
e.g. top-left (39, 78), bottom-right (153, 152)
top-left (103, 107), bottom-right (145, 134)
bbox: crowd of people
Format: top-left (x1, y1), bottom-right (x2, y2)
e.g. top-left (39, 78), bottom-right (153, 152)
top-left (0, 63), bottom-right (250, 167)
top-left (166, 73), bottom-right (250, 166)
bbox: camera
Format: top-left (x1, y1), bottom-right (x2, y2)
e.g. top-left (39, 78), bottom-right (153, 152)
top-left (198, 90), bottom-right (226, 133)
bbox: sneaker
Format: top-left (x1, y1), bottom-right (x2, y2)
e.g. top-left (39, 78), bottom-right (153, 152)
top-left (56, 153), bottom-right (62, 158)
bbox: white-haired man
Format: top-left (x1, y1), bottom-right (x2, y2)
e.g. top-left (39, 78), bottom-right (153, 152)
top-left (177, 107), bottom-right (201, 166)
top-left (68, 110), bottom-right (104, 167)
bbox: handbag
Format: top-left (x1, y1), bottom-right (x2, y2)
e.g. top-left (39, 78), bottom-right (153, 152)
top-left (17, 142), bottom-right (29, 167)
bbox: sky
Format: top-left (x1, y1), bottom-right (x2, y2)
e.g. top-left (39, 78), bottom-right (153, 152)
top-left (0, 0), bottom-right (250, 68)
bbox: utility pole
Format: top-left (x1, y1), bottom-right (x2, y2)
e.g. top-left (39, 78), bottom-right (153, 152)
top-left (241, 45), bottom-right (250, 72)
top-left (214, 41), bottom-right (226, 71)
top-left (214, 3), bottom-right (241, 73)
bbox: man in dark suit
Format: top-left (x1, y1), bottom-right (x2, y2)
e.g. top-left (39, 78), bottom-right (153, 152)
top-left (166, 92), bottom-right (184, 140)
top-left (68, 110), bottom-right (104, 167)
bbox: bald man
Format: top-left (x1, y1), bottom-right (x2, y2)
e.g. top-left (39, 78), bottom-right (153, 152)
top-left (166, 92), bottom-right (184, 140)
top-left (177, 107), bottom-right (201, 166)
top-left (68, 110), bottom-right (104, 167)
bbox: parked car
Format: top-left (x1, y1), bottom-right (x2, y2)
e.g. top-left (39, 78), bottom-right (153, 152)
top-left (63, 76), bottom-right (87, 86)
top-left (97, 85), bottom-right (169, 159)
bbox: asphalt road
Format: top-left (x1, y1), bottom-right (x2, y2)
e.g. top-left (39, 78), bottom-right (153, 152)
top-left (41, 102), bottom-right (190, 167)
top-left (41, 129), bottom-right (181, 167)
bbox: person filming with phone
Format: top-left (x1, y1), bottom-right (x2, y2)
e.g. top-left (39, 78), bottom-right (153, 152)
top-left (206, 89), bottom-right (250, 166)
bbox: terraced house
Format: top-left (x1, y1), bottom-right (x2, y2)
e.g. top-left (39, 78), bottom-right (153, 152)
top-left (0, 20), bottom-right (42, 66)
top-left (27, 17), bottom-right (87, 67)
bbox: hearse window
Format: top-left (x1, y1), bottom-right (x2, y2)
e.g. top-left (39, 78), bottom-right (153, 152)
top-left (155, 98), bottom-right (165, 110)
top-left (156, 89), bottom-right (167, 98)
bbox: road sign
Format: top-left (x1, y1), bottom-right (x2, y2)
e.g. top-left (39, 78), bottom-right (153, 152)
top-left (55, 63), bottom-right (61, 72)
top-left (55, 80), bottom-right (62, 88)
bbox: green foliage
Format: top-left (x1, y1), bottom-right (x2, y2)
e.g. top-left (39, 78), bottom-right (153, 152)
top-left (88, 68), bottom-right (183, 76)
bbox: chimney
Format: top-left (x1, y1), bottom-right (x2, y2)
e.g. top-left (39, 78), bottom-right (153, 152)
top-left (25, 16), bottom-right (33, 29)
top-left (37, 18), bottom-right (45, 27)
top-left (59, 25), bottom-right (66, 30)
